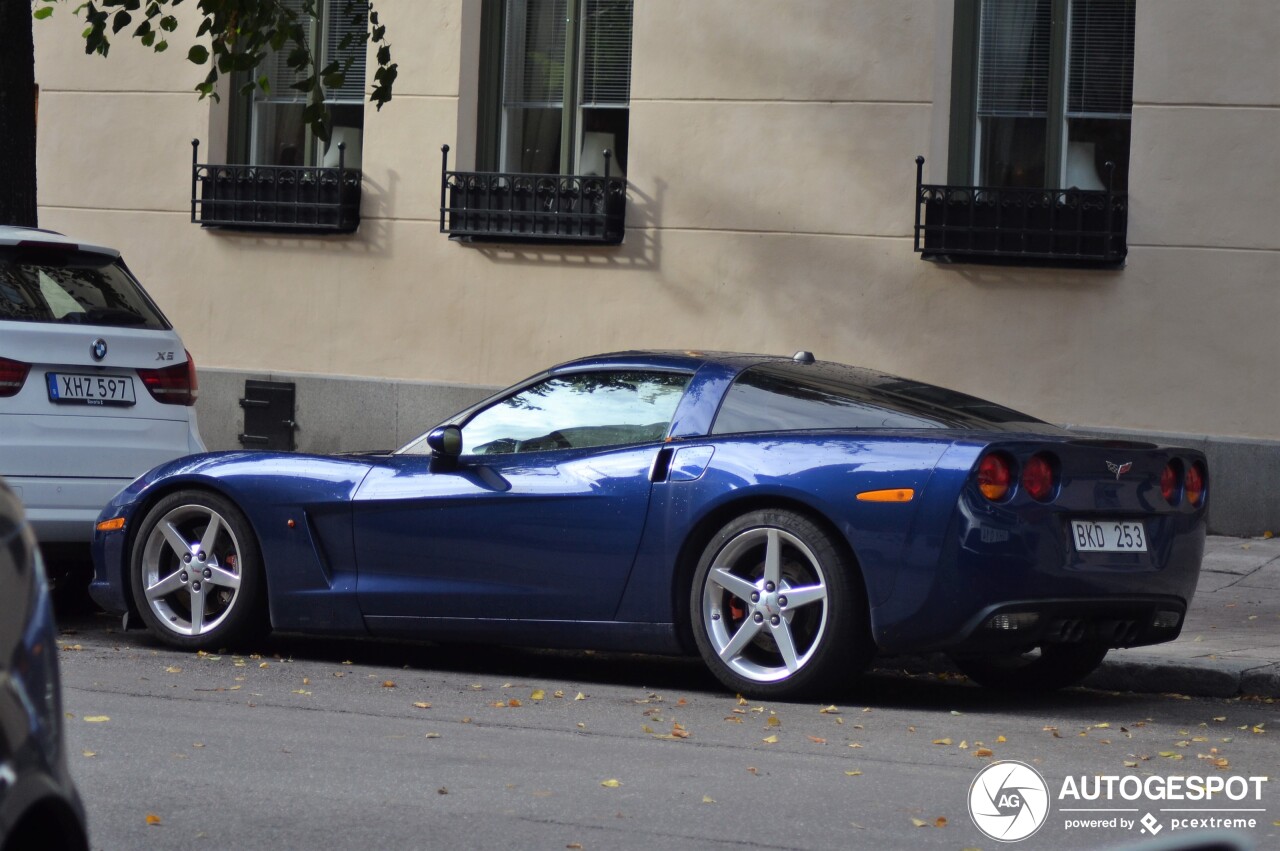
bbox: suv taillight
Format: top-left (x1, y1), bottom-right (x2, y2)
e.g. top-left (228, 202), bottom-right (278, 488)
top-left (0, 356), bottom-right (31, 397)
top-left (138, 350), bottom-right (198, 406)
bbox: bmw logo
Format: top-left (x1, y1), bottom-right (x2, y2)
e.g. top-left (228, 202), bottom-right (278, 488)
top-left (91, 339), bottom-right (108, 361)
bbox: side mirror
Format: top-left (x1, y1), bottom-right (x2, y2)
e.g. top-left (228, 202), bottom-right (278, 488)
top-left (426, 425), bottom-right (463, 458)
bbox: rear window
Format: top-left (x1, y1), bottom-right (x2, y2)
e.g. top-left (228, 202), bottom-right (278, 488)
top-left (712, 361), bottom-right (1052, 434)
top-left (0, 249), bottom-right (168, 329)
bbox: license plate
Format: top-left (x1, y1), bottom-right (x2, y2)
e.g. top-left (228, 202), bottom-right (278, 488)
top-left (1071, 520), bottom-right (1147, 552)
top-left (46, 372), bottom-right (136, 406)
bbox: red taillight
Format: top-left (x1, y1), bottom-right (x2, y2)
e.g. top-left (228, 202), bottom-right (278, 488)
top-left (978, 453), bottom-right (1014, 501)
top-left (1185, 461), bottom-right (1206, 507)
top-left (0, 356), bottom-right (31, 397)
top-left (138, 349), bottom-right (198, 406)
top-left (1161, 460), bottom-right (1182, 504)
top-left (1021, 453), bottom-right (1056, 502)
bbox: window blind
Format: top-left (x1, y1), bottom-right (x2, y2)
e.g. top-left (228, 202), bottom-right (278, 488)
top-left (323, 0), bottom-right (369, 104)
top-left (581, 0), bottom-right (633, 107)
top-left (977, 0), bottom-right (1052, 117)
top-left (1066, 0), bottom-right (1135, 116)
top-left (259, 0), bottom-right (366, 104)
top-left (504, 0), bottom-right (567, 108)
top-left (261, 0), bottom-right (312, 103)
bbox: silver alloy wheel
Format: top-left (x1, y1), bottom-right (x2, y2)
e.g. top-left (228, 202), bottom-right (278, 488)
top-left (700, 526), bottom-right (830, 683)
top-left (139, 503), bottom-right (243, 637)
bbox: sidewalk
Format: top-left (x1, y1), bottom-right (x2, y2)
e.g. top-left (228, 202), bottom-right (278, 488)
top-left (1084, 535), bottom-right (1280, 699)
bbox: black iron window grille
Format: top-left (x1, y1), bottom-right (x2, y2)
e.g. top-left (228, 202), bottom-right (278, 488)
top-left (914, 156), bottom-right (1127, 268)
top-left (190, 140), bottom-right (361, 234)
top-left (439, 145), bottom-right (626, 245)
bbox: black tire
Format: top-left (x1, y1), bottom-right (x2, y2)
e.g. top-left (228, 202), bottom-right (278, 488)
top-left (129, 489), bottom-right (266, 651)
top-left (689, 509), bottom-right (872, 700)
top-left (950, 643), bottom-right (1109, 692)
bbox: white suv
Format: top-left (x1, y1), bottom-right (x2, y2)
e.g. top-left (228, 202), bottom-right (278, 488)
top-left (0, 227), bottom-right (204, 578)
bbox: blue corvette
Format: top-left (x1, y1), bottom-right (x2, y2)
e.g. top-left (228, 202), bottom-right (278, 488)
top-left (90, 351), bottom-right (1207, 698)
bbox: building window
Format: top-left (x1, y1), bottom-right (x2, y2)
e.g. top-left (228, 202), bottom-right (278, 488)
top-left (479, 0), bottom-right (633, 177)
top-left (228, 0), bottom-right (369, 169)
top-left (949, 0), bottom-right (1135, 191)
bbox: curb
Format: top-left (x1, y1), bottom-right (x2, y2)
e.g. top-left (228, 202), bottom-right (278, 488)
top-left (1085, 653), bottom-right (1280, 700)
top-left (877, 653), bottom-right (1280, 701)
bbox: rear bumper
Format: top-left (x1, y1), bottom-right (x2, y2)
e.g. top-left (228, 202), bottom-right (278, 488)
top-left (937, 596), bottom-right (1188, 655)
top-left (6, 476), bottom-right (131, 542)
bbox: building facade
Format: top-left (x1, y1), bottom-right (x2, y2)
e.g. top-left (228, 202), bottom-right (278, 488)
top-left (32, 1), bottom-right (1279, 534)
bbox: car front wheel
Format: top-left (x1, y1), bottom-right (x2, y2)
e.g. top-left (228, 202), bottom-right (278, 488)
top-left (690, 509), bottom-right (871, 699)
top-left (129, 489), bottom-right (265, 650)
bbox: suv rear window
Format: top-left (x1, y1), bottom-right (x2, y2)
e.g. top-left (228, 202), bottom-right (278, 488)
top-left (0, 249), bottom-right (168, 330)
top-left (713, 361), bottom-right (1053, 434)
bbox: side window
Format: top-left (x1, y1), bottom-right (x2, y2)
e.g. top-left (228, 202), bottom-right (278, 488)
top-left (713, 366), bottom-right (943, 436)
top-left (478, 0), bottom-right (633, 177)
top-left (462, 371), bottom-right (689, 455)
top-left (227, 0), bottom-right (368, 168)
top-left (950, 0), bottom-right (1135, 191)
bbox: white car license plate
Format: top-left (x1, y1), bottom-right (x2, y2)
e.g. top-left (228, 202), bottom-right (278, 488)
top-left (46, 372), bottom-right (136, 406)
top-left (1071, 520), bottom-right (1147, 553)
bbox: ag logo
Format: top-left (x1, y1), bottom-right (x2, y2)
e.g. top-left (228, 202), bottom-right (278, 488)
top-left (968, 760), bottom-right (1050, 842)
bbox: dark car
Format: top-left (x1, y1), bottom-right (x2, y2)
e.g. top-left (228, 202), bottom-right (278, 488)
top-left (0, 478), bottom-right (88, 851)
top-left (90, 351), bottom-right (1207, 699)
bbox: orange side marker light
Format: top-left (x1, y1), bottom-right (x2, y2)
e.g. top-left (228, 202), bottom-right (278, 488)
top-left (96, 517), bottom-right (126, 532)
top-left (856, 488), bottom-right (915, 503)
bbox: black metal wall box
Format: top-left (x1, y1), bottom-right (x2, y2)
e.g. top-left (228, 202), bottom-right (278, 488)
top-left (914, 156), bottom-right (1127, 268)
top-left (191, 140), bottom-right (361, 234)
top-left (439, 145), bottom-right (626, 245)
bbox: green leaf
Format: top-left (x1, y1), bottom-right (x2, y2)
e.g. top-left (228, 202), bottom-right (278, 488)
top-left (154, 39), bottom-right (168, 52)
top-left (33, 7), bottom-right (55, 20)
top-left (187, 44), bottom-right (209, 64)
top-left (159, 15), bottom-right (177, 32)
top-left (112, 10), bottom-right (132, 34)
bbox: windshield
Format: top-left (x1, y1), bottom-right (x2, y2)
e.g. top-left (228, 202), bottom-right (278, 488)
top-left (0, 249), bottom-right (169, 329)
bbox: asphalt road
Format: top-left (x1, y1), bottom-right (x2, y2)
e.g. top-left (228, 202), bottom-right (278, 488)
top-left (55, 607), bottom-right (1280, 851)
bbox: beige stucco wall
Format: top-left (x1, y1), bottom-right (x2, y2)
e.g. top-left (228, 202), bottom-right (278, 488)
top-left (30, 0), bottom-right (1280, 441)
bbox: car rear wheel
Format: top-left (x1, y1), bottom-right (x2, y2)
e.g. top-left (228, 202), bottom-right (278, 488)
top-left (130, 490), bottom-right (265, 650)
top-left (690, 509), bottom-right (871, 699)
top-left (949, 643), bottom-right (1109, 692)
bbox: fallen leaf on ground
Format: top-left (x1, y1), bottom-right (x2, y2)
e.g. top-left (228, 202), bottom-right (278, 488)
top-left (932, 738), bottom-right (953, 746)
top-left (934, 817), bottom-right (948, 828)
top-left (84, 716), bottom-right (110, 723)
top-left (414, 702), bottom-right (432, 709)
top-left (575, 692), bottom-right (586, 701)
top-left (766, 716), bottom-right (781, 728)
top-left (845, 770), bottom-right (862, 776)
top-left (145, 814), bottom-right (162, 826)
top-left (382, 681), bottom-right (396, 688)
top-left (601, 779), bottom-right (622, 788)
top-left (911, 818), bottom-right (928, 828)
top-left (532, 689), bottom-right (546, 701)
top-left (974, 748), bottom-right (994, 758)
top-left (165, 666), bottom-right (182, 674)
top-left (820, 705), bottom-right (840, 714)
top-left (702, 795), bottom-right (715, 804)
top-left (762, 734), bottom-right (779, 744)
top-left (671, 722), bottom-right (690, 739)
top-left (259, 662), bottom-right (269, 669)
top-left (437, 787), bottom-right (448, 795)
top-left (292, 689), bottom-right (311, 696)
top-left (509, 699), bottom-right (523, 707)
top-left (425, 733), bottom-right (440, 739)
top-left (807, 736), bottom-right (827, 744)
top-left (82, 750), bottom-right (96, 758)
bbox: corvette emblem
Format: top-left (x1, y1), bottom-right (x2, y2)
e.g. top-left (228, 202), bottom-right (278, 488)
top-left (1106, 460), bottom-right (1133, 480)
